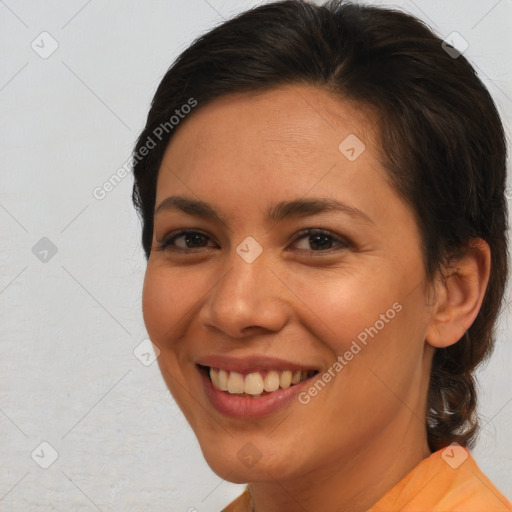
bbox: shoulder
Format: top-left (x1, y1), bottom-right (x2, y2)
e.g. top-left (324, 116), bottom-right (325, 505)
top-left (370, 445), bottom-right (512, 512)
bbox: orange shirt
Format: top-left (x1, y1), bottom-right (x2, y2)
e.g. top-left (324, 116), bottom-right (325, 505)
top-left (222, 446), bottom-right (512, 511)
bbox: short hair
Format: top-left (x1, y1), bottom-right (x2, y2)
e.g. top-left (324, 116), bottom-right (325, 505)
top-left (131, 0), bottom-right (508, 451)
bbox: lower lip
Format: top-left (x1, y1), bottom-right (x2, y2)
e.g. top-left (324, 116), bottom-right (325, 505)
top-left (199, 368), bottom-right (313, 419)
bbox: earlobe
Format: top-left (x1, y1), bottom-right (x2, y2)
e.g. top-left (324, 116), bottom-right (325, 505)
top-left (425, 238), bottom-right (491, 349)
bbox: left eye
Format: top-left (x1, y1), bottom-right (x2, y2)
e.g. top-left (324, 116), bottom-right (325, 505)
top-left (291, 229), bottom-right (349, 252)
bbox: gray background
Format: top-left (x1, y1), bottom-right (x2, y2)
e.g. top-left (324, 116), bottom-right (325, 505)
top-left (1, 0), bottom-right (511, 510)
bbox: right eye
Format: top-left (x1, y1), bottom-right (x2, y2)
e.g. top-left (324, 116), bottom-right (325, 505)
top-left (155, 229), bottom-right (218, 252)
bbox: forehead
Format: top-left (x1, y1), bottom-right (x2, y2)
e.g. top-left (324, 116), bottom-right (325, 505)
top-left (156, 84), bottom-right (383, 197)
top-left (174, 85), bottom-right (374, 145)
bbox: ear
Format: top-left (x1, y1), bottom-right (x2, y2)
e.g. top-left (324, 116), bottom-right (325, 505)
top-left (425, 238), bottom-right (491, 349)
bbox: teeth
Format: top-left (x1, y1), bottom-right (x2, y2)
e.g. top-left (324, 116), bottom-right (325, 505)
top-left (218, 369), bottom-right (229, 391)
top-left (280, 370), bottom-right (292, 389)
top-left (227, 371), bottom-right (245, 394)
top-left (244, 372), bottom-right (264, 395)
top-left (208, 367), bottom-right (314, 395)
top-left (209, 367), bottom-right (220, 389)
top-left (264, 370), bottom-right (280, 392)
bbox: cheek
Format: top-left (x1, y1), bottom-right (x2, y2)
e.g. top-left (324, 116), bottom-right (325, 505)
top-left (142, 265), bottom-right (201, 414)
top-left (141, 269), bottom-right (165, 341)
top-left (292, 265), bottom-right (427, 383)
top-left (141, 264), bottom-right (190, 343)
top-left (288, 266), bottom-right (400, 346)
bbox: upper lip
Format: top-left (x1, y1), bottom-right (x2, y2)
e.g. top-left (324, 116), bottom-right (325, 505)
top-left (196, 355), bottom-right (320, 374)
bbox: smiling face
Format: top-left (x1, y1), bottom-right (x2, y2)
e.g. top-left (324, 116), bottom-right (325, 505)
top-left (142, 84), bottom-right (435, 483)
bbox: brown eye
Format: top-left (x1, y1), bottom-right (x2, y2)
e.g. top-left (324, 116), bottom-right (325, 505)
top-left (157, 230), bottom-right (218, 252)
top-left (291, 229), bottom-right (350, 253)
top-left (174, 232), bottom-right (209, 249)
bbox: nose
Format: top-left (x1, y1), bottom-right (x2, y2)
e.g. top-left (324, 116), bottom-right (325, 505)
top-left (198, 245), bottom-right (289, 339)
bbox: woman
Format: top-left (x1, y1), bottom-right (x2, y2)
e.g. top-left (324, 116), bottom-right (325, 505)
top-left (131, 1), bottom-right (511, 510)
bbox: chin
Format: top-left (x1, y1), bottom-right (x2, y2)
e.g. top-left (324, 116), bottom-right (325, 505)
top-left (199, 440), bottom-right (300, 483)
top-left (201, 453), bottom-right (252, 482)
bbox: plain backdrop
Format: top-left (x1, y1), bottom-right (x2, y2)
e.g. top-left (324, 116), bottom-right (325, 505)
top-left (1, 1), bottom-right (511, 510)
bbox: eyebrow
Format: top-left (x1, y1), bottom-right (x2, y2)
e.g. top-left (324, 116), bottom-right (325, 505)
top-left (154, 195), bottom-right (374, 226)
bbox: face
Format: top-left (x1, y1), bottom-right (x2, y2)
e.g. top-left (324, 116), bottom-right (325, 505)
top-left (142, 84), bottom-right (434, 483)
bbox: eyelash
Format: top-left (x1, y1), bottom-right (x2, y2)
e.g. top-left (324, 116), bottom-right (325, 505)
top-left (155, 228), bottom-right (350, 254)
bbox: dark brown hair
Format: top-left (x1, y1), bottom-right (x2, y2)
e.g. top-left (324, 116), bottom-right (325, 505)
top-left (131, 0), bottom-right (508, 451)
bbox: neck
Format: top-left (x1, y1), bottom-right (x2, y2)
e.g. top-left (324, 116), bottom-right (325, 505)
top-left (248, 411), bottom-right (431, 512)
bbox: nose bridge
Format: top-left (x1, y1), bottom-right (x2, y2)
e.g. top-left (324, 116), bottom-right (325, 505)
top-left (200, 237), bottom-right (287, 336)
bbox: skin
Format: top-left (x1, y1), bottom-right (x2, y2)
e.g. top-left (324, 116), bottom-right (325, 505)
top-left (142, 84), bottom-right (490, 512)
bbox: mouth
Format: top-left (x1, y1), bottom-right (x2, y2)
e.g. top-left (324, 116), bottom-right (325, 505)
top-left (197, 364), bottom-right (319, 398)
